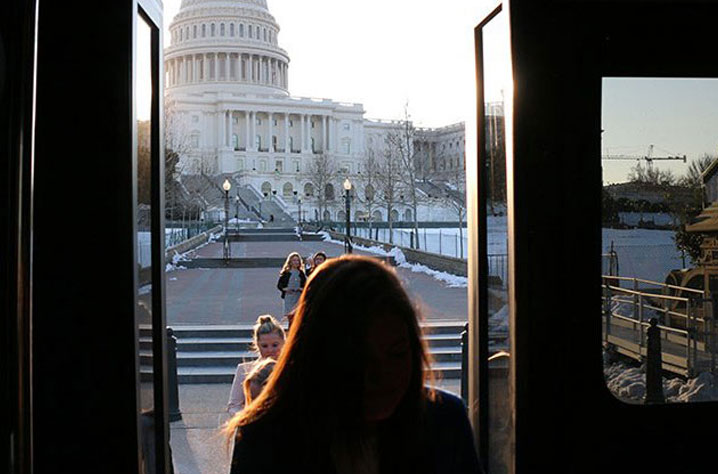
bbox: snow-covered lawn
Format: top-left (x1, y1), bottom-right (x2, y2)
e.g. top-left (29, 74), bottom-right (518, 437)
top-left (603, 227), bottom-right (684, 283)
top-left (604, 361), bottom-right (718, 403)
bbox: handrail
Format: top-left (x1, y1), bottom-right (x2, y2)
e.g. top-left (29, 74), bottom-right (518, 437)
top-left (604, 284), bottom-right (689, 303)
top-left (603, 275), bottom-right (705, 295)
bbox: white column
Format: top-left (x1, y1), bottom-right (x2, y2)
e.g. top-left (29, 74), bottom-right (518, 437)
top-left (225, 53), bottom-right (230, 81)
top-left (219, 111), bottom-right (225, 148)
top-left (268, 112), bottom-right (273, 152)
top-left (284, 113), bottom-right (289, 153)
top-left (214, 53), bottom-right (219, 81)
top-left (300, 114), bottom-right (305, 152)
top-left (245, 110), bottom-right (250, 150)
top-left (248, 55), bottom-right (254, 83)
top-left (227, 111), bottom-right (232, 147)
top-left (322, 115), bottom-right (327, 153)
top-left (204, 54), bottom-right (209, 82)
top-left (251, 111), bottom-right (257, 150)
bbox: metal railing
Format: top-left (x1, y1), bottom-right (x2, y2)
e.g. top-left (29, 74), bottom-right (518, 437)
top-left (602, 275), bottom-right (715, 377)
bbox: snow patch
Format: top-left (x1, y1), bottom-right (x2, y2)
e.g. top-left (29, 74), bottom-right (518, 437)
top-left (319, 232), bottom-right (467, 287)
top-left (604, 361), bottom-right (718, 403)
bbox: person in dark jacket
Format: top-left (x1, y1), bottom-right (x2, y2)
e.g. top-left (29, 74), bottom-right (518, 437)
top-left (226, 255), bottom-right (484, 474)
top-left (306, 251), bottom-right (327, 277)
top-left (276, 251), bottom-right (306, 315)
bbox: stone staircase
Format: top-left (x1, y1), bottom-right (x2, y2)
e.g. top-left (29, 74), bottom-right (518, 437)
top-left (140, 321), bottom-right (477, 384)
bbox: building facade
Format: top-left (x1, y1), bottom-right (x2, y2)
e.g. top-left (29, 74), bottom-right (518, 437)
top-left (165, 0), bottom-right (466, 222)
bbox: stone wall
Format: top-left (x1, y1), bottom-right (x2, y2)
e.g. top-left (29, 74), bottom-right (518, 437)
top-left (324, 230), bottom-right (468, 277)
top-left (165, 225), bottom-right (223, 262)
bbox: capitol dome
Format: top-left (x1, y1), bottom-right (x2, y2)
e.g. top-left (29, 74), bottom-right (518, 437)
top-left (165, 0), bottom-right (290, 96)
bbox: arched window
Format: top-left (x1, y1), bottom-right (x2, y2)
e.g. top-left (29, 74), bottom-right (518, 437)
top-left (255, 135), bottom-right (262, 150)
top-left (193, 25), bottom-right (197, 38)
top-left (248, 25), bottom-right (253, 38)
top-left (240, 24), bottom-right (244, 37)
top-left (404, 209), bottom-right (412, 221)
top-left (230, 23), bottom-right (234, 36)
top-left (323, 210), bottom-right (331, 222)
top-left (337, 210), bottom-right (346, 221)
top-left (304, 183), bottom-right (314, 196)
top-left (263, 28), bottom-right (267, 41)
top-left (372, 210), bottom-right (383, 221)
top-left (282, 182), bottom-right (293, 197)
top-left (211, 23), bottom-right (215, 36)
top-left (325, 183), bottom-right (335, 201)
top-left (365, 184), bottom-right (375, 201)
top-left (186, 27), bottom-right (189, 40)
top-left (261, 182), bottom-right (272, 195)
top-left (342, 139), bottom-right (351, 155)
top-left (269, 30), bottom-right (273, 43)
top-left (390, 210), bottom-right (399, 222)
top-left (220, 23), bottom-right (225, 36)
top-left (202, 24), bottom-right (206, 37)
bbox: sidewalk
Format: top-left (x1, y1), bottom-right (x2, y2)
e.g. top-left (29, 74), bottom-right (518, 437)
top-left (167, 240), bottom-right (468, 325)
top-left (170, 379), bottom-right (462, 474)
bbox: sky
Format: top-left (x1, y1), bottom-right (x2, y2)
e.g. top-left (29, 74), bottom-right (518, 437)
top-left (602, 78), bottom-right (718, 184)
top-left (156, 0), bottom-right (498, 127)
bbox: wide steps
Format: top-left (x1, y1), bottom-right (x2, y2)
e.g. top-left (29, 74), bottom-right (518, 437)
top-left (140, 322), bottom-right (507, 383)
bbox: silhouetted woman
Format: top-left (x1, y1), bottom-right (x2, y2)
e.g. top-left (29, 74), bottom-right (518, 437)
top-left (226, 255), bottom-right (483, 473)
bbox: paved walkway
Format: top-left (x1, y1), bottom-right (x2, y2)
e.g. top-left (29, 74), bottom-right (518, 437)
top-left (166, 239), bottom-right (468, 325)
top-left (165, 236), bottom-right (469, 473)
top-left (170, 379), bottom-right (462, 474)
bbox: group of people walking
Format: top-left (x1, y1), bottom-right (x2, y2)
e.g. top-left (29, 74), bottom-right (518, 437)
top-left (223, 252), bottom-right (483, 473)
top-left (277, 251), bottom-right (326, 315)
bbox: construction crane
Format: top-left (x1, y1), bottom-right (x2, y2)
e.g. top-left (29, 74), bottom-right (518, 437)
top-left (602, 144), bottom-right (687, 167)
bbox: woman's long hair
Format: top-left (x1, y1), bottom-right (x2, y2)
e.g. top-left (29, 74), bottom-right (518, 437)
top-left (279, 251), bottom-right (303, 275)
top-left (225, 255), bottom-right (435, 470)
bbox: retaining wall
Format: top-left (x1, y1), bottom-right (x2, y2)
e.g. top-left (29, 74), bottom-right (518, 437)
top-left (324, 230), bottom-right (468, 277)
top-left (165, 225), bottom-right (223, 262)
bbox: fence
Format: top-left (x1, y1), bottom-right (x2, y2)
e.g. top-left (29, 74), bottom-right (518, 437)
top-left (345, 225), bottom-right (470, 259)
top-left (137, 223), bottom-right (216, 267)
top-left (602, 275), bottom-right (716, 377)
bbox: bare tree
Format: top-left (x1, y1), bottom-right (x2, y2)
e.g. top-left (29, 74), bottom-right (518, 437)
top-left (376, 139), bottom-right (404, 244)
top-left (303, 153), bottom-right (336, 224)
top-left (359, 146), bottom-right (382, 238)
top-left (384, 106), bottom-right (423, 248)
top-left (628, 162), bottom-right (677, 186)
top-left (441, 167), bottom-right (467, 259)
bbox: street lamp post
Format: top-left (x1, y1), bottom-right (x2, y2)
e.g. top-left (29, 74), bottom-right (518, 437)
top-left (222, 178), bottom-right (231, 260)
top-left (343, 178), bottom-right (352, 254)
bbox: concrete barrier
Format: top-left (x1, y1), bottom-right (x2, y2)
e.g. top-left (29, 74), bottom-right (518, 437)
top-left (165, 225), bottom-right (223, 262)
top-left (323, 230), bottom-right (468, 277)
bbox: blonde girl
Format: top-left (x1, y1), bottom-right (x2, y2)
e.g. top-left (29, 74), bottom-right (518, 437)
top-left (226, 315), bottom-right (285, 416)
top-left (276, 251), bottom-right (306, 315)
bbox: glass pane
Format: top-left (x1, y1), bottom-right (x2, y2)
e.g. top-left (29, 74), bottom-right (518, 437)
top-left (136, 14), bottom-right (154, 414)
top-left (602, 78), bottom-right (718, 404)
top-left (481, 8), bottom-right (513, 474)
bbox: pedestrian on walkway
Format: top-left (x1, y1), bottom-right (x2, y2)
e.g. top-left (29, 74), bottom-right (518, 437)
top-left (243, 358), bottom-right (276, 406)
top-left (277, 251), bottom-right (306, 315)
top-left (227, 315), bottom-right (285, 417)
top-left (226, 255), bottom-right (483, 473)
top-left (306, 251), bottom-right (327, 277)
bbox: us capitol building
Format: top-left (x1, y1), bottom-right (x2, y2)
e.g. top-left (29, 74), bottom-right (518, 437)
top-left (165, 0), bottom-right (466, 223)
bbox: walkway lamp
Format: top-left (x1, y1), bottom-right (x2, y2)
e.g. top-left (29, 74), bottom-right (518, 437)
top-left (343, 178), bottom-right (352, 254)
top-left (222, 178), bottom-right (231, 260)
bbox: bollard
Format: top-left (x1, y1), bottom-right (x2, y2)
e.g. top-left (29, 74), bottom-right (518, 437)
top-left (460, 322), bottom-right (469, 404)
top-left (167, 327), bottom-right (183, 421)
top-left (645, 318), bottom-right (665, 404)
